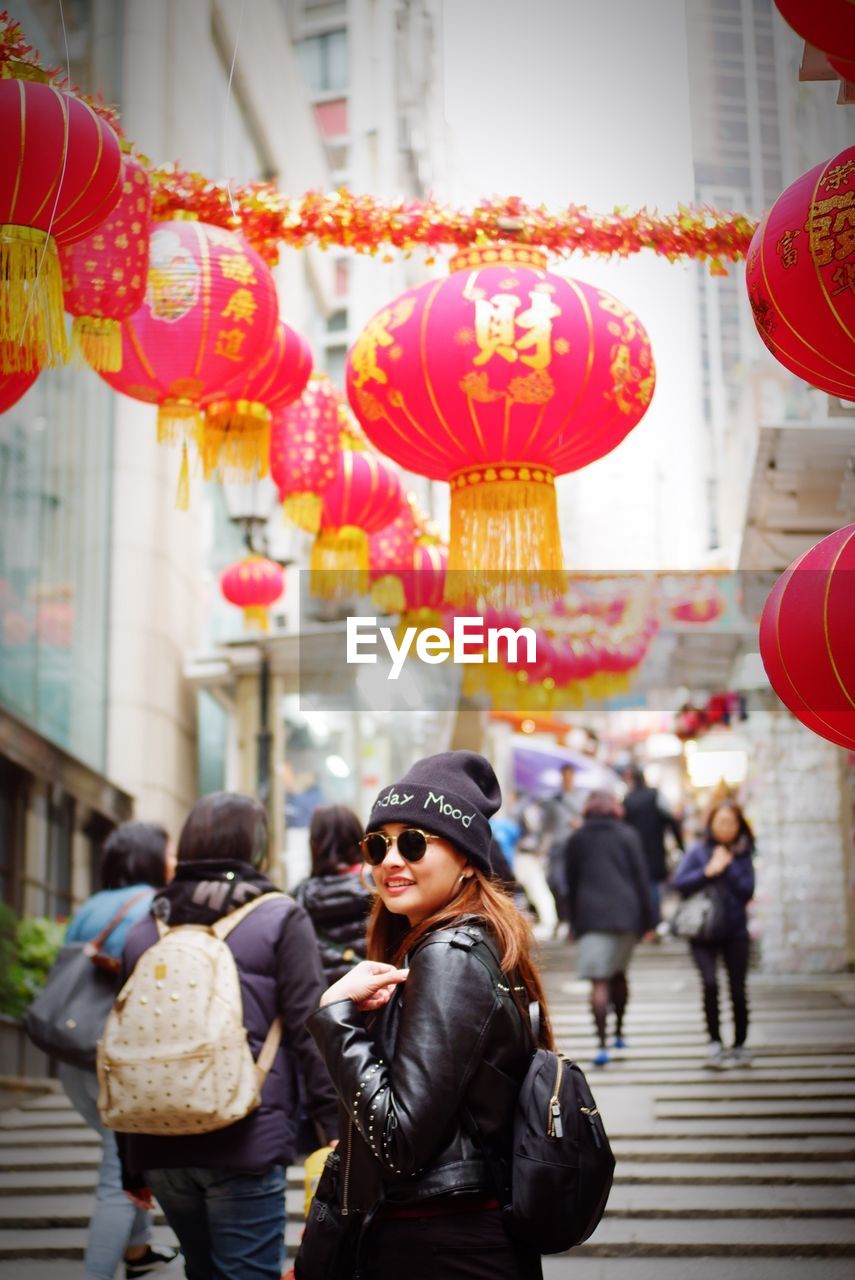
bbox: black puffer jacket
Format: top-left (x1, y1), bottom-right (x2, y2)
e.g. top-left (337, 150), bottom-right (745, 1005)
top-left (306, 918), bottom-right (532, 1212)
top-left (293, 871), bottom-right (371, 983)
top-left (563, 816), bottom-right (655, 937)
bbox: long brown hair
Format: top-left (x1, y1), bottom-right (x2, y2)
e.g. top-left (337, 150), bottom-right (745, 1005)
top-left (365, 870), bottom-right (554, 1050)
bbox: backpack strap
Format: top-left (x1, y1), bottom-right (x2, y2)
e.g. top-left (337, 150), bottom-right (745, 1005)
top-left (211, 891), bottom-right (287, 940)
top-left (85, 890), bottom-right (151, 970)
top-left (213, 893), bottom-right (286, 1086)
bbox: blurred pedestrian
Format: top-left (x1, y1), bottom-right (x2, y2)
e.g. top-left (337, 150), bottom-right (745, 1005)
top-left (299, 750), bottom-right (551, 1280)
top-left (119, 792), bottom-right (338, 1280)
top-left (622, 766), bottom-right (684, 927)
top-left (539, 763), bottom-right (585, 928)
top-left (512, 791), bottom-right (558, 937)
top-left (293, 804), bottom-right (371, 982)
top-left (59, 821), bottom-right (178, 1280)
top-left (672, 801), bottom-right (756, 1070)
top-left (564, 791), bottom-right (655, 1067)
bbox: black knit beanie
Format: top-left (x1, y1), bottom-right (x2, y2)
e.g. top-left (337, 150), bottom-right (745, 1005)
top-left (365, 750), bottom-right (501, 874)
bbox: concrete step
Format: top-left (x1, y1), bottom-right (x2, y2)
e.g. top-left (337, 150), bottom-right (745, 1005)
top-left (540, 1259), bottom-right (855, 1280)
top-left (0, 1130), bottom-right (98, 1148)
top-left (604, 1182), bottom-right (855, 1217)
top-left (0, 1111), bottom-right (84, 1130)
top-left (612, 1137), bottom-right (855, 1161)
top-left (578, 1216), bottom-right (855, 1257)
top-left (611, 1120), bottom-right (855, 1138)
top-left (614, 1161), bottom-right (855, 1184)
top-left (656, 1099), bottom-right (855, 1119)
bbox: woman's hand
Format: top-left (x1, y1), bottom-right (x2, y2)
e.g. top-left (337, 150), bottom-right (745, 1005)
top-left (705, 844), bottom-right (733, 877)
top-left (320, 960), bottom-right (409, 1012)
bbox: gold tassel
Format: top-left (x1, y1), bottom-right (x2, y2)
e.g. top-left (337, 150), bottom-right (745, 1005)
top-left (197, 402), bottom-right (271, 481)
top-left (446, 465), bottom-right (564, 607)
top-left (157, 400), bottom-right (202, 445)
top-left (283, 492), bottom-right (322, 534)
top-left (310, 527), bottom-right (369, 599)
top-left (243, 604), bottom-right (270, 632)
top-left (175, 438), bottom-right (190, 511)
top-left (71, 316), bottom-right (123, 372)
top-left (370, 574), bottom-right (406, 615)
top-left (0, 225), bottom-right (69, 372)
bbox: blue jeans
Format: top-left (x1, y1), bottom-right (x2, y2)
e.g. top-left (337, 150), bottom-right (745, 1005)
top-left (146, 1165), bottom-right (286, 1280)
top-left (59, 1063), bottom-right (152, 1280)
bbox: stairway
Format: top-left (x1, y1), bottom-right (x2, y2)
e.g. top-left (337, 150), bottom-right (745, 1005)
top-left (0, 939), bottom-right (853, 1278)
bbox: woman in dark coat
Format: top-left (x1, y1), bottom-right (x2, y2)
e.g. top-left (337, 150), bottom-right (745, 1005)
top-left (293, 805), bottom-right (372, 982)
top-left (672, 801), bottom-right (756, 1069)
top-left (563, 791), bottom-right (655, 1066)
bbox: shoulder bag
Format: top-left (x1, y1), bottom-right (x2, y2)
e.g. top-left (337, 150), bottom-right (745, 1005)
top-left (671, 881), bottom-right (726, 943)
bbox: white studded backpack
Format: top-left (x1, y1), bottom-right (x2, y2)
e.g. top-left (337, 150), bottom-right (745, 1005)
top-left (97, 894), bottom-right (284, 1136)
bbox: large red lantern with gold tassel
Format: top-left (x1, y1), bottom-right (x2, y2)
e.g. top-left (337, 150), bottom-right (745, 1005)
top-left (746, 147), bottom-right (855, 401)
top-left (269, 375), bottom-right (346, 532)
top-left (0, 366), bottom-right (38, 413)
top-left (59, 151), bottom-right (151, 372)
top-left (0, 68), bottom-right (123, 372)
top-left (311, 441), bottom-right (403, 598)
top-left (98, 220), bottom-right (278, 505)
top-left (221, 555), bottom-right (285, 632)
top-left (198, 321), bottom-right (312, 481)
top-left (759, 524), bottom-right (855, 751)
top-left (346, 245), bottom-right (654, 594)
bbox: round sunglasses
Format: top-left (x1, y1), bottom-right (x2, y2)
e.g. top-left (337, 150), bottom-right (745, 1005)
top-left (359, 828), bottom-right (439, 866)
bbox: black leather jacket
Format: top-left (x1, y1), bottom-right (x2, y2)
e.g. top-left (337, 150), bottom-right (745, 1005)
top-left (306, 917), bottom-right (532, 1211)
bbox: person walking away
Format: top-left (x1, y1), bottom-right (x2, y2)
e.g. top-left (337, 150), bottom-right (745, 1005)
top-left (564, 792), bottom-right (655, 1066)
top-left (299, 750), bottom-right (551, 1280)
top-left (511, 790), bottom-right (558, 937)
top-left (59, 821), bottom-right (178, 1280)
top-left (118, 792), bottom-right (339, 1280)
top-left (672, 801), bottom-right (756, 1070)
top-left (622, 766), bottom-right (684, 929)
top-left (293, 805), bottom-right (371, 982)
top-left (539, 763), bottom-right (585, 930)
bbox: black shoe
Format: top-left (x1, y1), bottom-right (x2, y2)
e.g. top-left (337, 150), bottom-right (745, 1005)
top-left (126, 1246), bottom-right (180, 1278)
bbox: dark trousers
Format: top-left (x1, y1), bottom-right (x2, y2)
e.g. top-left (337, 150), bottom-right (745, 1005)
top-left (689, 935), bottom-right (750, 1047)
top-left (363, 1209), bottom-right (542, 1280)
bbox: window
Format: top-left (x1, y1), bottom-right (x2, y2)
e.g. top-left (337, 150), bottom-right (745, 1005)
top-left (295, 29), bottom-right (348, 95)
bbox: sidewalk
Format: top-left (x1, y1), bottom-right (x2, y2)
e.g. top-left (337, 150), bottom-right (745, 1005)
top-left (0, 938), bottom-right (853, 1277)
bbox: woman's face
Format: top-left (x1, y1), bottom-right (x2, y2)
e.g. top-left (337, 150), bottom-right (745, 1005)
top-left (370, 822), bottom-right (470, 925)
top-left (710, 806), bottom-right (741, 846)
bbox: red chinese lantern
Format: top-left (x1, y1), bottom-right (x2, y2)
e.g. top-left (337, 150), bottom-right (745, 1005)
top-left (221, 555), bottom-right (285, 631)
top-left (0, 366), bottom-right (38, 413)
top-left (59, 151), bottom-right (151, 372)
top-left (746, 146), bottom-right (855, 401)
top-left (369, 496), bottom-right (420, 614)
top-left (346, 245), bottom-right (655, 595)
top-left (269, 374), bottom-right (345, 532)
top-left (311, 442), bottom-right (403, 598)
top-left (773, 2), bottom-right (855, 61)
top-left (827, 53), bottom-right (855, 81)
top-left (98, 220), bottom-right (278, 505)
top-left (759, 524), bottom-right (855, 751)
top-left (669, 576), bottom-right (726, 624)
top-left (0, 68), bottom-right (123, 371)
top-left (198, 321), bottom-right (312, 481)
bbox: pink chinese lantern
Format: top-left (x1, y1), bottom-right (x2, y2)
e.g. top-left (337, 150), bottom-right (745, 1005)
top-left (221, 555), bottom-right (285, 632)
top-left (311, 441), bottom-right (403, 598)
top-left (269, 375), bottom-right (344, 533)
top-left (59, 152), bottom-right (151, 372)
top-left (669, 576), bottom-right (726, 624)
top-left (369, 496), bottom-right (420, 614)
top-left (98, 220), bottom-right (278, 506)
top-left (198, 321), bottom-right (312, 481)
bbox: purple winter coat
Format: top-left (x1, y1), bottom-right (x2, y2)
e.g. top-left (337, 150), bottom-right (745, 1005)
top-left (119, 861), bottom-right (339, 1178)
top-left (671, 838), bottom-right (755, 940)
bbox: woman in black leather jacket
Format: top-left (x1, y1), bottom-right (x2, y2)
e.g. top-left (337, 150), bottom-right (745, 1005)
top-left (303, 751), bottom-right (552, 1280)
top-left (293, 805), bottom-right (371, 982)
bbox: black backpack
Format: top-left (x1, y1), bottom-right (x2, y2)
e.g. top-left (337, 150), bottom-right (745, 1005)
top-left (464, 932), bottom-right (615, 1254)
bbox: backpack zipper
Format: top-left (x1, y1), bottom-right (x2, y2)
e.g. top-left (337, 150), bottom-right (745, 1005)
top-left (547, 1055), bottom-right (564, 1138)
top-left (341, 1118), bottom-right (354, 1216)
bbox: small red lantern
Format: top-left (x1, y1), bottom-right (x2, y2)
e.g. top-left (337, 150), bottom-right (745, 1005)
top-left (773, 3), bottom-right (855, 62)
top-left (746, 147), bottom-right (855, 401)
top-left (369, 496), bottom-right (420, 614)
top-left (198, 322), bottom-right (312, 481)
top-left (221, 555), bottom-right (285, 631)
top-left (0, 68), bottom-right (123, 371)
top-left (347, 245), bottom-right (655, 594)
top-left (669, 576), bottom-right (726, 625)
top-left (98, 220), bottom-right (278, 505)
top-left (0, 366), bottom-right (38, 413)
top-left (269, 374), bottom-right (344, 533)
top-left (311, 441), bottom-right (403, 598)
top-left (759, 524), bottom-right (855, 751)
top-left (59, 152), bottom-right (151, 372)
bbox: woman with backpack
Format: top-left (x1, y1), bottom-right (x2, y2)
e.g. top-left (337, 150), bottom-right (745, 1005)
top-left (297, 750), bottom-right (553, 1280)
top-left (58, 820), bottom-right (178, 1280)
top-left (293, 805), bottom-right (371, 982)
top-left (671, 800), bottom-right (756, 1069)
top-left (115, 792), bottom-right (339, 1280)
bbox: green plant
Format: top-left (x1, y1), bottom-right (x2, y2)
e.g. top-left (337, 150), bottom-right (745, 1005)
top-left (0, 905), bottom-right (65, 1020)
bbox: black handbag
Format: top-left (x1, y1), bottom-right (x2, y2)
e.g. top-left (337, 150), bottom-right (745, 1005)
top-left (293, 1141), bottom-right (364, 1280)
top-left (24, 891), bottom-right (148, 1070)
